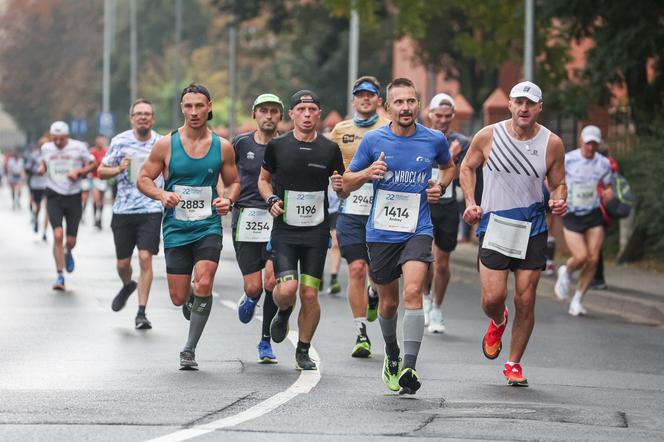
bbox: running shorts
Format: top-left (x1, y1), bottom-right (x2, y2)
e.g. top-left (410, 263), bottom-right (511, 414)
top-left (164, 234), bottom-right (222, 275)
top-left (46, 189), bottom-right (82, 237)
top-left (111, 212), bottom-right (162, 260)
top-left (478, 231), bottom-right (547, 271)
top-left (271, 234), bottom-right (328, 290)
top-left (430, 202), bottom-right (459, 253)
top-left (562, 208), bottom-right (604, 233)
top-left (367, 235), bottom-right (434, 285)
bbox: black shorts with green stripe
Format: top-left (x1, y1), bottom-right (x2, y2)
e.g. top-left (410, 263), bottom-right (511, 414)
top-left (271, 231), bottom-right (329, 290)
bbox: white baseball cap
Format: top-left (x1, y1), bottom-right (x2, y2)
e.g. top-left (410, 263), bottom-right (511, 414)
top-left (581, 125), bottom-right (601, 144)
top-left (429, 93), bottom-right (456, 110)
top-left (49, 121), bottom-right (70, 136)
top-left (509, 81), bottom-right (543, 102)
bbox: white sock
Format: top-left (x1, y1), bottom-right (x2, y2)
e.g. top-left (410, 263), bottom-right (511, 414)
top-left (432, 303), bottom-right (441, 311)
top-left (354, 317), bottom-right (367, 335)
top-left (572, 291), bottom-right (583, 304)
top-left (506, 361), bottom-right (517, 367)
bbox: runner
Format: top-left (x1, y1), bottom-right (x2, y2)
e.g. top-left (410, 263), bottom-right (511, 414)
top-left (138, 84), bottom-right (239, 369)
top-left (459, 81), bottom-right (567, 387)
top-left (38, 121), bottom-right (97, 291)
top-left (325, 185), bottom-right (341, 295)
top-left (25, 139), bottom-right (49, 240)
top-left (258, 89), bottom-right (345, 371)
top-left (330, 75), bottom-right (389, 358)
top-left (422, 93), bottom-right (471, 334)
top-left (343, 77), bottom-right (455, 394)
top-left (6, 149), bottom-right (25, 210)
top-left (90, 135), bottom-right (109, 230)
top-left (232, 93), bottom-right (284, 363)
top-left (98, 99), bottom-right (162, 330)
top-left (554, 125), bottom-right (613, 316)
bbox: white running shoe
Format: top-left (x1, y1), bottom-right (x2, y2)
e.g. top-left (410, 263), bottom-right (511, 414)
top-left (568, 299), bottom-right (588, 316)
top-left (423, 294), bottom-right (432, 327)
top-left (554, 265), bottom-right (570, 301)
top-left (428, 308), bottom-right (446, 333)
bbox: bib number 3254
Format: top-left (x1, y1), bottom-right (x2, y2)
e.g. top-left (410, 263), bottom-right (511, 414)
top-left (284, 190), bottom-right (324, 227)
top-left (236, 208), bottom-right (273, 242)
top-left (174, 185), bottom-right (212, 221)
top-left (373, 189), bottom-right (420, 233)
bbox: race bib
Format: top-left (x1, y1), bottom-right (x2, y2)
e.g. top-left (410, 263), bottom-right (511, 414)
top-left (430, 168), bottom-right (453, 199)
top-left (129, 155), bottom-right (148, 184)
top-left (569, 182), bottom-right (598, 210)
top-left (284, 190), bottom-right (324, 227)
top-left (174, 185), bottom-right (213, 221)
top-left (343, 183), bottom-right (373, 215)
top-left (235, 208), bottom-right (273, 242)
top-left (48, 159), bottom-right (76, 184)
top-left (482, 214), bottom-right (532, 259)
top-left (373, 189), bottom-right (420, 233)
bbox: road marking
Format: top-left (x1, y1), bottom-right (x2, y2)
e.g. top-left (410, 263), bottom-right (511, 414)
top-left (146, 296), bottom-right (321, 442)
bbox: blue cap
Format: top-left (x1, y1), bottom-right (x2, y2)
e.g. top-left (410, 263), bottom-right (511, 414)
top-left (352, 81), bottom-right (380, 96)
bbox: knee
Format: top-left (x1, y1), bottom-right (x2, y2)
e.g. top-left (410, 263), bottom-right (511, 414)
top-left (138, 252), bottom-right (152, 272)
top-left (194, 273), bottom-right (214, 295)
top-left (300, 288), bottom-right (318, 305)
top-left (53, 229), bottom-right (64, 242)
top-left (574, 251), bottom-right (588, 263)
top-left (264, 275), bottom-right (276, 292)
top-left (433, 260), bottom-right (449, 277)
top-left (348, 261), bottom-right (367, 280)
top-left (169, 287), bottom-right (186, 306)
top-left (481, 291), bottom-right (506, 311)
top-left (243, 280), bottom-right (263, 297)
top-left (514, 292), bottom-right (536, 313)
top-left (586, 254), bottom-right (600, 268)
top-left (117, 260), bottom-right (131, 273)
top-left (403, 282), bottom-right (421, 303)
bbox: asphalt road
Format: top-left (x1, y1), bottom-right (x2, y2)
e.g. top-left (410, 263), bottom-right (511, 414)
top-left (1, 186), bottom-right (663, 441)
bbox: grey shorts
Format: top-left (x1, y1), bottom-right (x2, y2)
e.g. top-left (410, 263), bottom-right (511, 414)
top-left (367, 235), bottom-right (434, 285)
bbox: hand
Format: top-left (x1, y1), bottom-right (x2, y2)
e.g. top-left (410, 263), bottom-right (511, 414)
top-left (67, 169), bottom-right (80, 181)
top-left (602, 187), bottom-right (614, 202)
top-left (37, 164), bottom-right (46, 176)
top-left (330, 170), bottom-right (343, 192)
top-left (269, 199), bottom-right (284, 218)
top-left (214, 197), bottom-right (232, 215)
top-left (425, 179), bottom-right (441, 203)
top-left (463, 204), bottom-right (483, 225)
top-left (366, 151), bottom-right (387, 181)
top-left (549, 199), bottom-right (567, 216)
top-left (160, 191), bottom-right (181, 209)
top-left (119, 157), bottom-right (131, 172)
top-left (450, 140), bottom-right (462, 159)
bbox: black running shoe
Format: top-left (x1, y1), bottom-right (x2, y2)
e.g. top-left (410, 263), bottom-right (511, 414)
top-left (135, 314), bottom-right (152, 330)
top-left (182, 294), bottom-right (193, 321)
top-left (270, 310), bottom-right (291, 343)
top-left (179, 350), bottom-right (198, 370)
top-left (351, 334), bottom-right (372, 358)
top-left (295, 350), bottom-right (317, 370)
top-left (398, 368), bottom-right (421, 395)
top-left (111, 280), bottom-right (137, 312)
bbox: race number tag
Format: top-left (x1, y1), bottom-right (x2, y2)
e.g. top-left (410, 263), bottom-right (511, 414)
top-left (284, 190), bottom-right (324, 227)
top-left (343, 182), bottom-right (373, 215)
top-left (48, 159), bottom-right (76, 184)
top-left (174, 185), bottom-right (212, 221)
top-left (129, 155), bottom-right (148, 184)
top-left (236, 208), bottom-right (273, 242)
top-left (482, 213), bottom-right (532, 259)
top-left (373, 189), bottom-right (420, 233)
top-left (569, 182), bottom-right (598, 210)
top-left (430, 168), bottom-right (453, 199)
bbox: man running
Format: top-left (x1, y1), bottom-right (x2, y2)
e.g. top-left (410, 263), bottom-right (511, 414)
top-left (98, 98), bottom-right (163, 330)
top-left (6, 149), bottom-right (25, 210)
top-left (554, 125), bottom-right (613, 316)
top-left (90, 135), bottom-right (109, 230)
top-left (138, 84), bottom-right (239, 369)
top-left (25, 139), bottom-right (49, 240)
top-left (343, 77), bottom-right (455, 394)
top-left (423, 93), bottom-right (471, 334)
top-left (258, 89), bottom-right (345, 371)
top-left (459, 81), bottom-right (567, 387)
top-left (38, 121), bottom-right (97, 290)
top-left (330, 76), bottom-right (389, 358)
top-left (232, 93), bottom-right (284, 363)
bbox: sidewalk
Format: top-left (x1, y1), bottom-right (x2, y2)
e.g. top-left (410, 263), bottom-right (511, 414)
top-left (451, 242), bottom-right (664, 327)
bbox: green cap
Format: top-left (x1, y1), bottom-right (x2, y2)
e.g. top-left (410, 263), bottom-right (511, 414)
top-left (252, 93), bottom-right (284, 112)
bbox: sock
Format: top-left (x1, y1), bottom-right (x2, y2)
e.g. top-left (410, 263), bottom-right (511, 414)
top-left (368, 286), bottom-right (378, 299)
top-left (354, 317), bottom-right (367, 336)
top-left (493, 311), bottom-right (507, 328)
top-left (379, 313), bottom-right (399, 358)
top-left (183, 294), bottom-right (212, 352)
top-left (262, 290), bottom-right (278, 341)
top-left (330, 273), bottom-right (338, 283)
top-left (572, 290), bottom-right (583, 304)
top-left (278, 305), bottom-right (294, 318)
top-left (402, 309), bottom-right (424, 369)
top-left (506, 361), bottom-right (517, 367)
top-left (137, 305), bottom-right (146, 316)
top-left (546, 236), bottom-right (556, 261)
top-left (296, 340), bottom-right (310, 353)
top-left (57, 270), bottom-right (63, 276)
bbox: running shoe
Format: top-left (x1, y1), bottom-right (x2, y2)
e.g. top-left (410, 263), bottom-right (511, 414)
top-left (327, 280), bottom-right (341, 295)
top-left (382, 349), bottom-right (401, 392)
top-left (482, 307), bottom-right (508, 360)
top-left (568, 299), bottom-right (588, 317)
top-left (53, 274), bottom-right (65, 291)
top-left (554, 265), bottom-right (570, 301)
top-left (503, 363), bottom-right (528, 387)
top-left (258, 340), bottom-right (277, 364)
top-left (179, 350), bottom-right (198, 370)
top-left (182, 294), bottom-right (193, 321)
top-left (428, 308), bottom-right (446, 334)
top-left (135, 314), bottom-right (152, 330)
top-left (42, 233), bottom-right (47, 242)
top-left (366, 287), bottom-right (379, 322)
top-left (64, 249), bottom-right (75, 273)
top-left (423, 294), bottom-right (432, 327)
top-left (295, 350), bottom-right (317, 370)
top-left (544, 261), bottom-right (555, 276)
top-left (398, 368), bottom-right (421, 395)
top-left (111, 280), bottom-right (137, 312)
top-left (270, 311), bottom-right (290, 343)
top-left (351, 334), bottom-right (372, 358)
top-left (238, 293), bottom-right (260, 324)
top-left (589, 279), bottom-right (608, 290)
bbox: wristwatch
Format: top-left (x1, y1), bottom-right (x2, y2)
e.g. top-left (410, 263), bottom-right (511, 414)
top-left (266, 194), bottom-right (281, 209)
top-left (437, 182), bottom-right (446, 196)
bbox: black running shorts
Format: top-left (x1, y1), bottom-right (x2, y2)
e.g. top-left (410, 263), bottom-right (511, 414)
top-left (45, 189), bottom-right (82, 237)
top-left (232, 240), bottom-right (273, 275)
top-left (30, 188), bottom-right (45, 202)
top-left (367, 235), bottom-right (434, 285)
top-left (430, 202), bottom-right (459, 253)
top-left (111, 212), bottom-right (162, 260)
top-left (562, 208), bottom-right (604, 233)
top-left (478, 231), bottom-right (547, 271)
top-left (340, 243), bottom-right (369, 264)
top-left (164, 234), bottom-right (223, 275)
top-left (271, 234), bottom-right (328, 290)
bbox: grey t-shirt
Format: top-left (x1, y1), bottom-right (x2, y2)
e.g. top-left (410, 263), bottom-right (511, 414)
top-left (233, 131), bottom-right (268, 209)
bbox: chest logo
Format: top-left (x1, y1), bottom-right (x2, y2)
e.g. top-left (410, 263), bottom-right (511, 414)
top-left (246, 151), bottom-right (255, 160)
top-left (208, 168), bottom-right (214, 174)
top-left (342, 134), bottom-right (356, 144)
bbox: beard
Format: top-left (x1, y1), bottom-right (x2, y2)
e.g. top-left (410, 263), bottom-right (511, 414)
top-left (397, 113), bottom-right (415, 128)
top-left (136, 127), bottom-right (150, 137)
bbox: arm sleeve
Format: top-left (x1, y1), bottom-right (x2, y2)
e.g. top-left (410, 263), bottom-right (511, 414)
top-left (262, 140), bottom-right (276, 173)
top-left (348, 136), bottom-right (372, 172)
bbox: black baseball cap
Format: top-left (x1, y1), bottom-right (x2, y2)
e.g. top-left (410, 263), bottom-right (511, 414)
top-left (180, 84), bottom-right (213, 120)
top-left (289, 90), bottom-right (321, 110)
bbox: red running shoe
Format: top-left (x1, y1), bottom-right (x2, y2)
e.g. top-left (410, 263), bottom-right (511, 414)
top-left (503, 362), bottom-right (529, 387)
top-left (482, 307), bottom-right (508, 360)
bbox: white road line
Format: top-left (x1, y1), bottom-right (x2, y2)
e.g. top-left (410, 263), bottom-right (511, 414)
top-left (146, 296), bottom-right (321, 442)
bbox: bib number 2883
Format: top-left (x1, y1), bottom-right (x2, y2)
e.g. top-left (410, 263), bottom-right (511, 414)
top-left (174, 185), bottom-right (212, 221)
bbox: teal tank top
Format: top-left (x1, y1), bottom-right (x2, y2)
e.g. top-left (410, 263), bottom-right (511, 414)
top-left (162, 130), bottom-right (222, 248)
